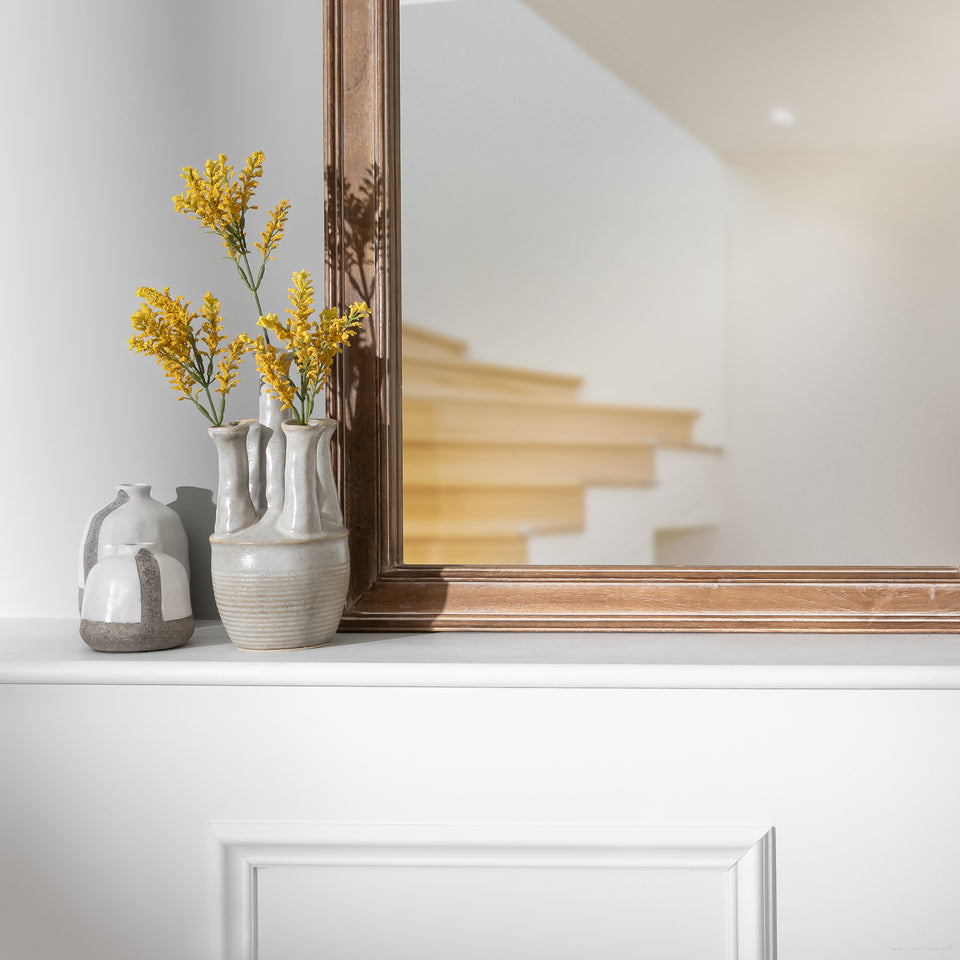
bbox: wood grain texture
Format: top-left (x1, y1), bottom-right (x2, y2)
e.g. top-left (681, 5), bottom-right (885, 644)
top-left (325, 0), bottom-right (960, 632)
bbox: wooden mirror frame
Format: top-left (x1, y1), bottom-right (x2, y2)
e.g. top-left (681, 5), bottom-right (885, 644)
top-left (324, 0), bottom-right (960, 632)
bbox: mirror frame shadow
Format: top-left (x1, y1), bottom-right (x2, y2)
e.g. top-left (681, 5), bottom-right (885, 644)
top-left (324, 0), bottom-right (960, 632)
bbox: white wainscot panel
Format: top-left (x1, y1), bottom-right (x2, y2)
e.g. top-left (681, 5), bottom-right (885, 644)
top-left (213, 823), bottom-right (776, 960)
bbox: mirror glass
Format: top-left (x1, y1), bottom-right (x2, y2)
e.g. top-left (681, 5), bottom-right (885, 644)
top-left (400, 0), bottom-right (960, 567)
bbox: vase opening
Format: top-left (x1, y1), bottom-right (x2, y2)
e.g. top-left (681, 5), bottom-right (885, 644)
top-left (116, 482), bottom-right (151, 496)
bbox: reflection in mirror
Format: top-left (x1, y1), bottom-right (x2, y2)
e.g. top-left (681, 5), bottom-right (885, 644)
top-left (400, 0), bottom-right (960, 568)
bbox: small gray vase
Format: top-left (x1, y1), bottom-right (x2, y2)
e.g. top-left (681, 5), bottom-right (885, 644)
top-left (79, 482), bottom-right (190, 611)
top-left (80, 543), bottom-right (194, 653)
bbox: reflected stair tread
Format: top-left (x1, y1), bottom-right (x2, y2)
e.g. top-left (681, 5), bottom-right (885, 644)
top-left (402, 534), bottom-right (528, 565)
top-left (404, 519), bottom-right (583, 538)
top-left (402, 355), bottom-right (583, 402)
top-left (401, 323), bottom-right (469, 362)
top-left (403, 484), bottom-right (585, 528)
top-left (403, 440), bottom-right (658, 487)
top-left (402, 392), bottom-right (700, 446)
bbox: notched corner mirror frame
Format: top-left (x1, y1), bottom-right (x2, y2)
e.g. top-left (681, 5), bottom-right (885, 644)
top-left (323, 0), bottom-right (960, 633)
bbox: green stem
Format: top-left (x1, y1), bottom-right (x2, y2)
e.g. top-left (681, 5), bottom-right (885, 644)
top-left (201, 379), bottom-right (219, 425)
top-left (189, 395), bottom-right (218, 426)
top-left (306, 381), bottom-right (321, 424)
top-left (297, 378), bottom-right (308, 426)
top-left (240, 251), bottom-right (264, 313)
top-left (240, 250), bottom-right (271, 347)
top-left (155, 338), bottom-right (220, 426)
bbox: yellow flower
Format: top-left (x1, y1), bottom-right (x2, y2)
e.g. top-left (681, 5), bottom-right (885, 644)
top-left (238, 151), bottom-right (264, 210)
top-left (247, 271), bottom-right (369, 422)
top-left (133, 151), bottom-right (358, 423)
top-left (250, 335), bottom-right (297, 410)
top-left (172, 151), bottom-right (264, 258)
top-left (216, 336), bottom-right (251, 396)
top-left (128, 286), bottom-right (251, 425)
top-left (256, 199), bottom-right (290, 261)
top-left (198, 292), bottom-right (225, 360)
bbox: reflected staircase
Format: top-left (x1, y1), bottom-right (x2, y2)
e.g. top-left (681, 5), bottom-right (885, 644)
top-left (401, 324), bottom-right (721, 565)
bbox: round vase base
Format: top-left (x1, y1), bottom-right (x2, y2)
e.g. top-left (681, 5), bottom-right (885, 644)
top-left (80, 616), bottom-right (194, 653)
top-left (211, 533), bottom-right (350, 651)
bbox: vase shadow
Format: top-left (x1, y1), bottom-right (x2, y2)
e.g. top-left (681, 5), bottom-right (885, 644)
top-left (167, 486), bottom-right (218, 620)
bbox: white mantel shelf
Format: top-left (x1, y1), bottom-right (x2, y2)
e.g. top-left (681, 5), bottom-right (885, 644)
top-left (4, 619), bottom-right (960, 689)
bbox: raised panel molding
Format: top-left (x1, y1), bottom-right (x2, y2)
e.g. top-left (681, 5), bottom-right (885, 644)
top-left (211, 823), bottom-right (776, 960)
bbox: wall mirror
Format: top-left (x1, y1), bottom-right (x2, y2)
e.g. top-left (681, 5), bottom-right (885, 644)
top-left (325, 0), bottom-right (960, 630)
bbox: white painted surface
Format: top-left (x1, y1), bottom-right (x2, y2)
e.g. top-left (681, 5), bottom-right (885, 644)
top-left (4, 623), bottom-right (960, 958)
top-left (0, 0), bottom-right (324, 617)
top-left (223, 823), bottom-right (773, 960)
top-left (7, 620), bottom-right (960, 687)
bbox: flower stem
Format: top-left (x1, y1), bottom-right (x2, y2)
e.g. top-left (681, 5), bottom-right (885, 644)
top-left (241, 250), bottom-right (271, 346)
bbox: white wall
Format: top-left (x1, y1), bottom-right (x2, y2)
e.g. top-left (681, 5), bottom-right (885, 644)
top-left (0, 0), bottom-right (325, 616)
top-left (400, 0), bottom-right (727, 441)
top-left (661, 154), bottom-right (960, 565)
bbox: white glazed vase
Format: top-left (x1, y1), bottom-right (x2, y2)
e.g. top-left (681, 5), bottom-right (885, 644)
top-left (80, 543), bottom-right (194, 652)
top-left (79, 482), bottom-right (190, 611)
top-left (208, 421), bottom-right (259, 534)
top-left (210, 418), bottom-right (350, 650)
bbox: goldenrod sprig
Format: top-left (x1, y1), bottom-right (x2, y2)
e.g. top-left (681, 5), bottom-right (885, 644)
top-left (256, 199), bottom-right (291, 263)
top-left (132, 152), bottom-right (364, 425)
top-left (129, 286), bottom-right (251, 426)
top-left (247, 270), bottom-right (369, 424)
top-left (172, 150), bottom-right (279, 340)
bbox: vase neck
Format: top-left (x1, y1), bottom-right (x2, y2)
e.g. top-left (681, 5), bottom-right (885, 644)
top-left (276, 421), bottom-right (325, 538)
top-left (208, 422), bottom-right (258, 535)
top-left (253, 379), bottom-right (293, 518)
top-left (117, 483), bottom-right (151, 500)
top-left (116, 542), bottom-right (158, 556)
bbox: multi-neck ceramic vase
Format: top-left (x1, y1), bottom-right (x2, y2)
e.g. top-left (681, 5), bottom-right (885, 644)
top-left (208, 386), bottom-right (350, 650)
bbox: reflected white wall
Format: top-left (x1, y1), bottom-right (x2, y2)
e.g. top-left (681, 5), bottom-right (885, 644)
top-left (0, 0), bottom-right (324, 616)
top-left (401, 0), bottom-right (727, 443)
top-left (666, 155), bottom-right (960, 565)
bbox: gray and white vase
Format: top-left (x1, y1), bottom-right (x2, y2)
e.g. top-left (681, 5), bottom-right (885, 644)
top-left (210, 418), bottom-right (350, 650)
top-left (79, 543), bottom-right (194, 652)
top-left (79, 483), bottom-right (190, 611)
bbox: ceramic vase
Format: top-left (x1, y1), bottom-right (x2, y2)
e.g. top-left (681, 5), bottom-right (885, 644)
top-left (80, 543), bottom-right (194, 652)
top-left (208, 421), bottom-right (259, 534)
top-left (210, 417), bottom-right (350, 650)
top-left (247, 377), bottom-right (292, 519)
top-left (79, 482), bottom-right (190, 611)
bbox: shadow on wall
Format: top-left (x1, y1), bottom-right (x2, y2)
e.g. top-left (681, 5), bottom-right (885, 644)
top-left (167, 487), bottom-right (218, 620)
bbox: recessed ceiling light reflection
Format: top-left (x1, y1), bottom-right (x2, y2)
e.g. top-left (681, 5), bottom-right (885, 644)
top-left (769, 107), bottom-right (796, 127)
